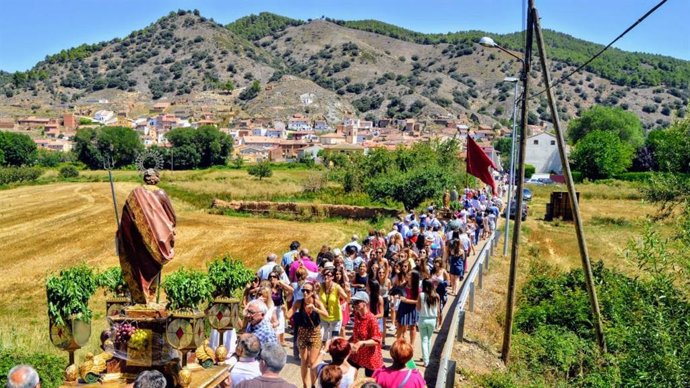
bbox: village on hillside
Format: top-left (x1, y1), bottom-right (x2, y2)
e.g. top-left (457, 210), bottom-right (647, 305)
top-left (0, 101), bottom-right (565, 174)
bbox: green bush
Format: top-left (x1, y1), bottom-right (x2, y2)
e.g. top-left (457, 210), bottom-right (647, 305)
top-left (162, 268), bottom-right (213, 311)
top-left (0, 347), bottom-right (65, 388)
top-left (58, 165), bottom-right (79, 178)
top-left (95, 267), bottom-right (128, 296)
top-left (46, 264), bottom-right (97, 325)
top-left (247, 161), bottom-right (272, 180)
top-left (512, 261), bottom-right (690, 387)
top-left (613, 172), bottom-right (656, 182)
top-left (569, 171), bottom-right (582, 183)
top-left (524, 164), bottom-right (536, 179)
top-left (0, 167), bottom-right (42, 185)
top-left (207, 255), bottom-right (255, 298)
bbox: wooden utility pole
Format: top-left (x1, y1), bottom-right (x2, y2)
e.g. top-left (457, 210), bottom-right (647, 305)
top-left (533, 9), bottom-right (607, 353)
top-left (501, 0), bottom-right (535, 364)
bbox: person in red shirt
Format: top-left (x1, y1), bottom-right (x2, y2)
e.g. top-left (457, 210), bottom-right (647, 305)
top-left (347, 291), bottom-right (383, 377)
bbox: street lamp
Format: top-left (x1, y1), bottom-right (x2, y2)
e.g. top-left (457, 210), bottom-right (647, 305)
top-left (480, 35), bottom-right (524, 258)
top-left (502, 77), bottom-right (519, 257)
top-left (479, 37), bottom-right (524, 63)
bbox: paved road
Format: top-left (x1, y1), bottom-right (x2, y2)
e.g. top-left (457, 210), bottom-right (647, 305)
top-left (277, 237), bottom-right (491, 387)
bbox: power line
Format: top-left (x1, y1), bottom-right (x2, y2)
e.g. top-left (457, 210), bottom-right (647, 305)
top-left (529, 0), bottom-right (668, 100)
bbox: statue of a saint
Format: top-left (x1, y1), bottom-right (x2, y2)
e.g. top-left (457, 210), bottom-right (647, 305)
top-left (117, 169), bottom-right (176, 304)
top-left (443, 189), bottom-right (451, 209)
top-left (450, 186), bottom-right (459, 203)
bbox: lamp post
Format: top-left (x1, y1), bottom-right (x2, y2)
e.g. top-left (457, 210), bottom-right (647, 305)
top-left (480, 36), bottom-right (525, 258)
top-left (480, 25), bottom-right (534, 364)
top-left (479, 37), bottom-right (524, 63)
top-left (502, 77), bottom-right (519, 257)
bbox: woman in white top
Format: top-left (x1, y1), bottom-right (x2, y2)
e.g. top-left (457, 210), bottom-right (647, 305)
top-left (416, 278), bottom-right (440, 367)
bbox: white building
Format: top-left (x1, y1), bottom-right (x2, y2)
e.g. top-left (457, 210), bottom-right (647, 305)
top-left (93, 110), bottom-right (116, 125)
top-left (524, 132), bottom-right (563, 174)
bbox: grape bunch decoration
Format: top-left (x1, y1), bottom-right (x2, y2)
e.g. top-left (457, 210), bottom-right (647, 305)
top-left (128, 329), bottom-right (150, 350)
top-left (113, 322), bottom-right (136, 347)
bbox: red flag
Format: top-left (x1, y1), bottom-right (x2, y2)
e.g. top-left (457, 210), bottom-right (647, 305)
top-left (466, 135), bottom-right (497, 194)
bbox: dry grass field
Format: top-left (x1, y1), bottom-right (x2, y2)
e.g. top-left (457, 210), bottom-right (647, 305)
top-left (0, 171), bottom-right (369, 357)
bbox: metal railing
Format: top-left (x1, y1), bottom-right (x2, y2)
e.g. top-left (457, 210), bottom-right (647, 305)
top-left (434, 230), bottom-right (498, 388)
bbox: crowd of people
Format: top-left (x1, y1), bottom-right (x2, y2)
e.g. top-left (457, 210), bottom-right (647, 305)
top-left (6, 187), bottom-right (502, 388)
top-left (235, 187), bottom-right (502, 388)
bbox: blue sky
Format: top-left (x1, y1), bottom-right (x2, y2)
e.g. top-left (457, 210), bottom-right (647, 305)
top-left (1, 0), bottom-right (688, 72)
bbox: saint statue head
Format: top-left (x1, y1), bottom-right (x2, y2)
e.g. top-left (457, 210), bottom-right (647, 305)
top-left (143, 169), bottom-right (160, 186)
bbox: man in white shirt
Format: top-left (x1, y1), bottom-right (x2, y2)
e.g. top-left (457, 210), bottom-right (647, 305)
top-left (281, 241), bottom-right (300, 269)
top-left (227, 333), bottom-right (262, 387)
top-left (257, 253), bottom-right (282, 281)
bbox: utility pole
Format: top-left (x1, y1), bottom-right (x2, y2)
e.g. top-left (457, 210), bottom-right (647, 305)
top-left (503, 78), bottom-right (519, 257)
top-left (533, 9), bottom-right (606, 353)
top-left (501, 0), bottom-right (534, 365)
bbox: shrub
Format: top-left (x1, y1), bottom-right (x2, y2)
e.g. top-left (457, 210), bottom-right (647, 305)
top-left (0, 348), bottom-right (65, 388)
top-left (207, 256), bottom-right (255, 298)
top-left (513, 261), bottom-right (690, 387)
top-left (161, 268), bottom-right (213, 311)
top-left (524, 164), bottom-right (536, 179)
top-left (0, 167), bottom-right (42, 185)
top-left (58, 165), bottom-right (79, 179)
top-left (613, 171), bottom-right (655, 182)
top-left (46, 264), bottom-right (97, 325)
top-left (95, 267), bottom-right (128, 296)
top-left (247, 161), bottom-right (272, 180)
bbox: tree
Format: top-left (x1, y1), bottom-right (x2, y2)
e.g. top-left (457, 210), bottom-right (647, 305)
top-left (73, 126), bottom-right (143, 169)
top-left (165, 126), bottom-right (233, 169)
top-left (221, 80), bottom-right (234, 94)
top-left (493, 137), bottom-right (513, 167)
top-left (36, 149), bottom-right (62, 167)
top-left (0, 131), bottom-right (37, 166)
top-left (646, 118), bottom-right (690, 173)
top-left (231, 155), bottom-right (244, 169)
top-left (571, 130), bottom-right (634, 179)
top-left (247, 160), bottom-right (272, 180)
top-left (238, 80), bottom-right (261, 101)
top-left (567, 106), bottom-right (644, 149)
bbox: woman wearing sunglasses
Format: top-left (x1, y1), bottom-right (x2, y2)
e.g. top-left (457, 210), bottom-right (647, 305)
top-left (319, 269), bottom-right (349, 349)
top-left (295, 282), bottom-right (328, 388)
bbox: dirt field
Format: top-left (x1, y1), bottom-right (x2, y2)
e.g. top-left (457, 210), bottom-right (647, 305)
top-left (0, 181), bottom-right (368, 355)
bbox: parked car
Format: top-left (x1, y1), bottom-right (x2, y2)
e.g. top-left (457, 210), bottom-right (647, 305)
top-left (522, 188), bottom-right (533, 201)
top-left (504, 200), bottom-right (529, 221)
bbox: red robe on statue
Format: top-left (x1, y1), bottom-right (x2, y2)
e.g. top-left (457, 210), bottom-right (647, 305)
top-left (117, 186), bottom-right (176, 304)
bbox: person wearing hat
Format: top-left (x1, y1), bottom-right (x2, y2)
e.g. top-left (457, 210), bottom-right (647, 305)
top-left (347, 291), bottom-right (383, 377)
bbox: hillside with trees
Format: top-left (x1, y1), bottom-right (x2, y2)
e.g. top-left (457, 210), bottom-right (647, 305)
top-left (0, 11), bottom-right (687, 130)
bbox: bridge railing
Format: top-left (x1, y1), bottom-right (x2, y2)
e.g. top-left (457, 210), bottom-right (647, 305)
top-left (434, 230), bottom-right (498, 388)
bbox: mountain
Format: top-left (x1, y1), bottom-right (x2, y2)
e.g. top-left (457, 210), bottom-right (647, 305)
top-left (0, 11), bottom-right (687, 129)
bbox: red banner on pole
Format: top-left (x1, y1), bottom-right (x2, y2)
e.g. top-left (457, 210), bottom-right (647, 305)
top-left (466, 135), bottom-right (497, 195)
